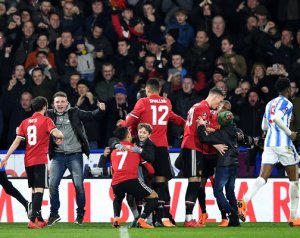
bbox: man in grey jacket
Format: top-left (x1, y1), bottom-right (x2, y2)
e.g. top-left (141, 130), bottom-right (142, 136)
top-left (47, 91), bottom-right (105, 226)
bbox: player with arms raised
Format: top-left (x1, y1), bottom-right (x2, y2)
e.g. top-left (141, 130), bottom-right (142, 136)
top-left (0, 96), bottom-right (63, 229)
top-left (119, 78), bottom-right (185, 226)
top-left (238, 78), bottom-right (300, 226)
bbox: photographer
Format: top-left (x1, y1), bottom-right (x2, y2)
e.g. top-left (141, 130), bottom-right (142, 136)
top-left (197, 111), bottom-right (258, 227)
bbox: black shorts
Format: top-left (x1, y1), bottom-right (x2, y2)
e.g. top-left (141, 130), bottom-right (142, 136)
top-left (25, 164), bottom-right (49, 188)
top-left (182, 148), bottom-right (202, 178)
top-left (201, 154), bottom-right (217, 179)
top-left (153, 147), bottom-right (174, 179)
top-left (112, 178), bottom-right (152, 201)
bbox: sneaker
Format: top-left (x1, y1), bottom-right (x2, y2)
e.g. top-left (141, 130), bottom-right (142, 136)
top-left (47, 214), bottom-right (61, 226)
top-left (218, 219), bottom-right (229, 227)
top-left (137, 218), bottom-right (154, 229)
top-left (38, 220), bottom-right (48, 228)
top-left (199, 213), bottom-right (208, 225)
top-left (26, 202), bottom-right (32, 219)
top-left (183, 219), bottom-right (205, 227)
top-left (289, 218), bottom-right (300, 227)
top-left (237, 199), bottom-right (246, 222)
top-left (74, 215), bottom-right (84, 225)
top-left (112, 217), bottom-right (120, 228)
top-left (28, 221), bottom-right (41, 229)
top-left (162, 218), bottom-right (176, 227)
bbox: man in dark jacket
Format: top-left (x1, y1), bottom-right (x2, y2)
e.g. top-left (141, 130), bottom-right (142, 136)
top-left (197, 111), bottom-right (256, 227)
top-left (47, 91), bottom-right (105, 226)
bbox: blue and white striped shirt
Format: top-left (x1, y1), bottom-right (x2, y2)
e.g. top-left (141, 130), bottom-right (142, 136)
top-left (264, 96), bottom-right (293, 147)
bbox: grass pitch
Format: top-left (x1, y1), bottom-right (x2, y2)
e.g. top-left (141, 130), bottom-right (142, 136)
top-left (0, 222), bottom-right (299, 238)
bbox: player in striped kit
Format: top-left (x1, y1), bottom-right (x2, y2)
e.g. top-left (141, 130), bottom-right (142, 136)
top-left (237, 78), bottom-right (300, 226)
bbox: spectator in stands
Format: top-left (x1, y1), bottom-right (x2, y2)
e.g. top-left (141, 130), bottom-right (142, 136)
top-left (47, 12), bottom-right (62, 48)
top-left (163, 28), bottom-right (184, 57)
top-left (104, 83), bottom-right (131, 143)
top-left (167, 8), bottom-right (194, 48)
top-left (85, 0), bottom-right (107, 33)
top-left (63, 71), bottom-right (81, 106)
top-left (75, 39), bottom-right (95, 83)
top-left (34, 0), bottom-right (53, 30)
top-left (185, 30), bottom-right (216, 80)
top-left (168, 76), bottom-right (201, 146)
top-left (25, 33), bottom-right (56, 71)
top-left (8, 91), bottom-right (33, 147)
top-left (1, 65), bottom-right (31, 119)
top-left (54, 30), bottom-right (76, 75)
top-left (113, 38), bottom-right (137, 85)
top-left (14, 21), bottom-right (37, 65)
top-left (230, 81), bottom-right (251, 111)
top-left (160, 0), bottom-right (193, 24)
top-left (60, 1), bottom-right (83, 38)
top-left (30, 67), bottom-right (58, 103)
top-left (95, 62), bottom-right (118, 102)
top-left (217, 36), bottom-right (247, 91)
top-left (75, 80), bottom-right (101, 149)
top-left (86, 21), bottom-right (113, 78)
top-left (142, 1), bottom-right (164, 43)
top-left (235, 89), bottom-right (264, 168)
top-left (209, 15), bottom-right (227, 56)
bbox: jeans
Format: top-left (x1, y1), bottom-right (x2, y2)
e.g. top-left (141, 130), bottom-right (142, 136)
top-left (213, 165), bottom-right (238, 213)
top-left (49, 153), bottom-right (85, 216)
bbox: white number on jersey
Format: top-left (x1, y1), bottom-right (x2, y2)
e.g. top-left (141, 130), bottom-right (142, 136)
top-left (27, 125), bottom-right (37, 146)
top-left (150, 105), bottom-right (169, 125)
top-left (117, 151), bottom-right (128, 170)
top-left (186, 107), bottom-right (195, 126)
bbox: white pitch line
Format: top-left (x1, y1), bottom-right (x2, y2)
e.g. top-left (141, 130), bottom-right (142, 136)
top-left (119, 227), bottom-right (130, 238)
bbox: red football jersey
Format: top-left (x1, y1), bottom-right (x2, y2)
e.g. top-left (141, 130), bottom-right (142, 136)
top-left (181, 100), bottom-right (213, 153)
top-left (111, 141), bottom-right (142, 185)
top-left (120, 95), bottom-right (185, 147)
top-left (18, 112), bottom-right (56, 167)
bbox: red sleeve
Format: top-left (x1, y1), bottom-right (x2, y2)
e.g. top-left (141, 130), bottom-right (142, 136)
top-left (46, 118), bottom-right (57, 134)
top-left (141, 160), bottom-right (155, 177)
top-left (111, 12), bottom-right (127, 38)
top-left (169, 111), bottom-right (186, 126)
top-left (17, 121), bottom-right (26, 138)
top-left (120, 99), bottom-right (145, 127)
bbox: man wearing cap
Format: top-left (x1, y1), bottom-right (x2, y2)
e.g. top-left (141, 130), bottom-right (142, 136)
top-left (105, 82), bottom-right (130, 143)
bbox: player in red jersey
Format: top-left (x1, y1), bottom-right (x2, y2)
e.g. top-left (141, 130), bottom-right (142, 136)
top-left (197, 100), bottom-right (232, 227)
top-left (0, 96), bottom-right (63, 229)
top-left (111, 126), bottom-right (158, 229)
top-left (119, 79), bottom-right (185, 227)
top-left (181, 87), bottom-right (225, 227)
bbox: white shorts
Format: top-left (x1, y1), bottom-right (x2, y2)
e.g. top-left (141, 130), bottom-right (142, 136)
top-left (261, 146), bottom-right (300, 166)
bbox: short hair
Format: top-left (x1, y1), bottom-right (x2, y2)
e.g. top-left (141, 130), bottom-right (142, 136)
top-left (31, 67), bottom-right (44, 76)
top-left (53, 91), bottom-right (67, 99)
top-left (118, 38), bottom-right (130, 45)
top-left (221, 100), bottom-right (232, 110)
top-left (146, 78), bottom-right (160, 92)
top-left (31, 96), bottom-right (48, 112)
top-left (69, 71), bottom-right (81, 78)
top-left (137, 123), bottom-right (153, 134)
top-left (113, 126), bottom-right (129, 140)
top-left (209, 87), bottom-right (226, 97)
top-left (221, 35), bottom-right (234, 45)
top-left (275, 77), bottom-right (291, 93)
top-left (175, 8), bottom-right (188, 16)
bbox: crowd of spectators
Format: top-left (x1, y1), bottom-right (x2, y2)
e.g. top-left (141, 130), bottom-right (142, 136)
top-left (0, 0), bottom-right (299, 172)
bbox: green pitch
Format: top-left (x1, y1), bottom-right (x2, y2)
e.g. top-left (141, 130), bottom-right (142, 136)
top-left (0, 223), bottom-right (300, 238)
